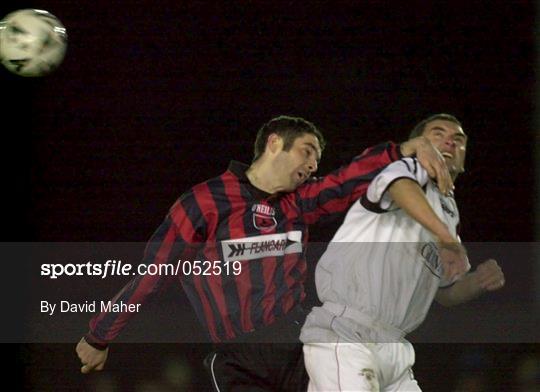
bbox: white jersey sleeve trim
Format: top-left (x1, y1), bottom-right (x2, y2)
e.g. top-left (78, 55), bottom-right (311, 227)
top-left (363, 158), bottom-right (430, 212)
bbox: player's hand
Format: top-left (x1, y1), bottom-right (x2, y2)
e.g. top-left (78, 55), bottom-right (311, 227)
top-left (474, 259), bottom-right (505, 291)
top-left (400, 136), bottom-right (453, 195)
top-left (437, 241), bottom-right (469, 281)
top-left (76, 337), bottom-right (109, 374)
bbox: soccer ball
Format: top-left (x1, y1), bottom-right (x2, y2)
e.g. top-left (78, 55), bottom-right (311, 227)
top-left (0, 9), bottom-right (67, 77)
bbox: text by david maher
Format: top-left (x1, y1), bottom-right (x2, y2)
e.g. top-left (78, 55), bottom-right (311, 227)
top-left (41, 300), bottom-right (141, 315)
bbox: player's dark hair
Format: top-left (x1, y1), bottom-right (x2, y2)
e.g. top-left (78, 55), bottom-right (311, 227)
top-left (409, 113), bottom-right (462, 139)
top-left (253, 115), bottom-right (326, 162)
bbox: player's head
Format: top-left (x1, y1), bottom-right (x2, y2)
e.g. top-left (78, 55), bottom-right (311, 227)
top-left (253, 115), bottom-right (325, 162)
top-left (253, 115), bottom-right (325, 191)
top-left (410, 114), bottom-right (467, 180)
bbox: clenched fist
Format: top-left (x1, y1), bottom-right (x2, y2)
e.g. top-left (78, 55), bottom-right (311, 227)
top-left (474, 259), bottom-right (505, 291)
top-left (76, 337), bottom-right (109, 374)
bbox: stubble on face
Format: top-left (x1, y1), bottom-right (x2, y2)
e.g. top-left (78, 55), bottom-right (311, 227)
top-left (422, 120), bottom-right (467, 179)
top-left (273, 134), bottom-right (321, 192)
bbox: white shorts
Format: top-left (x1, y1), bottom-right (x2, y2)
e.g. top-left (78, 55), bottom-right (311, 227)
top-left (303, 340), bottom-right (421, 391)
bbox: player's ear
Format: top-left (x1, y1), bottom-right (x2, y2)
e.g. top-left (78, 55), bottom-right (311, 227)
top-left (266, 133), bottom-right (284, 154)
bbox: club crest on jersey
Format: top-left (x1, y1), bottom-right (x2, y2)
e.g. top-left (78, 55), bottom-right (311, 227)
top-left (251, 203), bottom-right (277, 231)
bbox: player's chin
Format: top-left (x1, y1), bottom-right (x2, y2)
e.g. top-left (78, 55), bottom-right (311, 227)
top-left (442, 159), bottom-right (453, 170)
top-left (288, 178), bottom-right (304, 190)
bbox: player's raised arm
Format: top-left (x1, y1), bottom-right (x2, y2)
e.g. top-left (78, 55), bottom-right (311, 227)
top-left (385, 173), bottom-right (468, 281)
top-left (361, 153), bottom-right (467, 281)
top-left (293, 142), bottom-right (401, 224)
top-left (388, 177), bottom-right (453, 242)
top-left (400, 135), bottom-right (453, 195)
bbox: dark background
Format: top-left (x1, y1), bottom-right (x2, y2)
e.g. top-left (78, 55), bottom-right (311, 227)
top-left (3, 1), bottom-right (538, 390)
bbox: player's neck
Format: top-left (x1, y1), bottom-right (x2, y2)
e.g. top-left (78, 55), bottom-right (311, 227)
top-left (246, 161), bottom-right (284, 194)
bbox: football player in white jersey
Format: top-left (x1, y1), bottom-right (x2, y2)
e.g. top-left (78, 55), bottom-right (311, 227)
top-left (300, 114), bottom-right (505, 391)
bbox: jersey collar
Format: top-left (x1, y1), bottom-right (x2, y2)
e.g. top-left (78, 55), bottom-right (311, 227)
top-left (227, 161), bottom-right (272, 200)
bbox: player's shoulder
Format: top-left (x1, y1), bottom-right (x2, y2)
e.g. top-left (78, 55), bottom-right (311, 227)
top-left (381, 157), bottom-right (430, 188)
top-left (172, 174), bottom-right (218, 207)
top-left (385, 156), bottom-right (423, 174)
top-left (398, 156), bottom-right (419, 170)
top-left (188, 169), bottom-right (231, 195)
top-left (170, 182), bottom-right (214, 221)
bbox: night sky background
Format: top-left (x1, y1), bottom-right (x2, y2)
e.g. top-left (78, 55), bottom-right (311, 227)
top-left (3, 1), bottom-right (538, 390)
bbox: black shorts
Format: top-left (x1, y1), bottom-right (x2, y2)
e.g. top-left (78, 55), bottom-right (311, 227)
top-left (204, 307), bottom-right (308, 391)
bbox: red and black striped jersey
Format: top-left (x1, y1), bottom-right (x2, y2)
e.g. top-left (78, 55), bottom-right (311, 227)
top-left (87, 142), bottom-right (402, 343)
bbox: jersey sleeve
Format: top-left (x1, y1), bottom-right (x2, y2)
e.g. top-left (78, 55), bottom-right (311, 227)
top-left (364, 157), bottom-right (430, 211)
top-left (85, 191), bottom-right (207, 348)
top-left (294, 142), bottom-right (402, 225)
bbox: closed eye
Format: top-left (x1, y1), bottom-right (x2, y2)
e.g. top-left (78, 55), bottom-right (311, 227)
top-left (303, 142), bottom-right (322, 163)
top-left (454, 135), bottom-right (467, 145)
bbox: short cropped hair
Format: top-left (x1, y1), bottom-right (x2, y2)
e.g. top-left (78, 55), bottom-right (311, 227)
top-left (253, 115), bottom-right (326, 162)
top-left (409, 113), bottom-right (462, 140)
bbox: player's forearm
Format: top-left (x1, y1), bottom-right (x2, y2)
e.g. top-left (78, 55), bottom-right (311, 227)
top-left (388, 178), bottom-right (454, 242)
top-left (299, 142), bottom-right (401, 224)
top-left (435, 271), bottom-right (484, 306)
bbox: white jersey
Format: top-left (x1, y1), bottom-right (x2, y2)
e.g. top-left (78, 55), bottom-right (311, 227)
top-left (307, 157), bottom-right (466, 339)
